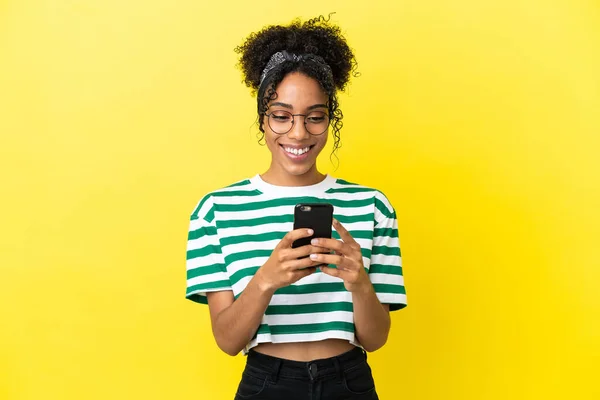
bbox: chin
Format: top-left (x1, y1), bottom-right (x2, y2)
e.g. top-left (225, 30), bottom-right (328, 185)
top-left (282, 164), bottom-right (316, 177)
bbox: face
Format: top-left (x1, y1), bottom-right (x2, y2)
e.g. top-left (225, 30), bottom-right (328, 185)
top-left (262, 72), bottom-right (329, 180)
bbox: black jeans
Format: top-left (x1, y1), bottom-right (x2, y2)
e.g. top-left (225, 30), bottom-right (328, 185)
top-left (234, 346), bottom-right (379, 400)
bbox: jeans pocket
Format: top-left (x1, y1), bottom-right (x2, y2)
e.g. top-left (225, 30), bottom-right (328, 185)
top-left (235, 370), bottom-right (269, 399)
top-left (343, 361), bottom-right (376, 395)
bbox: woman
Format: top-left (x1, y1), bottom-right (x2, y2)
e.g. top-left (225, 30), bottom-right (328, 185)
top-left (185, 16), bottom-right (407, 400)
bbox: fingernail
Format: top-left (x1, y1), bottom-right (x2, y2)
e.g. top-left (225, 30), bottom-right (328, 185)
top-left (311, 238), bottom-right (319, 245)
top-left (332, 218), bottom-right (339, 225)
top-left (307, 229), bottom-right (314, 235)
top-left (310, 254), bottom-right (318, 260)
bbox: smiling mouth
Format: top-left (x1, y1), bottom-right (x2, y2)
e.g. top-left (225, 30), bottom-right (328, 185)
top-left (280, 145), bottom-right (315, 156)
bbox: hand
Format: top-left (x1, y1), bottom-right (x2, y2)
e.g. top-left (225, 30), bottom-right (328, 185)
top-left (308, 219), bottom-right (373, 293)
top-left (255, 228), bottom-right (330, 292)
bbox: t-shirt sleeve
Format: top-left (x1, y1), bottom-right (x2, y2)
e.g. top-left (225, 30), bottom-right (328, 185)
top-left (370, 191), bottom-right (407, 311)
top-left (185, 195), bottom-right (232, 304)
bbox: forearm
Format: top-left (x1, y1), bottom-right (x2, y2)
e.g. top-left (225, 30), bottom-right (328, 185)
top-left (352, 283), bottom-right (391, 352)
top-left (212, 274), bottom-right (274, 356)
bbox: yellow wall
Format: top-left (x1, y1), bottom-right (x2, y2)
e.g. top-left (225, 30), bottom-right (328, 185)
top-left (1, 1), bottom-right (599, 399)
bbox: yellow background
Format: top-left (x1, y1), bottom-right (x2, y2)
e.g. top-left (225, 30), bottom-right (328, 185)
top-left (1, 0), bottom-right (599, 399)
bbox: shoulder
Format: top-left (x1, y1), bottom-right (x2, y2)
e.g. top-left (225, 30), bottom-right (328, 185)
top-left (329, 177), bottom-right (392, 202)
top-left (329, 177), bottom-right (395, 218)
top-left (190, 177), bottom-right (258, 221)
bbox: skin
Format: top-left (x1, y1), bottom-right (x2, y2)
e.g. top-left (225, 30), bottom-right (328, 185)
top-left (206, 72), bottom-right (391, 360)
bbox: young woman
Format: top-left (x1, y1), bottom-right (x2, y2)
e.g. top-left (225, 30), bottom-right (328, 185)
top-left (185, 16), bottom-right (407, 400)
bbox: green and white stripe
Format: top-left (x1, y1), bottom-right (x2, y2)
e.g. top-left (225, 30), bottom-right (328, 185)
top-left (186, 174), bottom-right (406, 353)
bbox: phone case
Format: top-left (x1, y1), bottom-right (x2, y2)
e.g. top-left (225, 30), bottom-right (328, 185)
top-left (291, 203), bottom-right (334, 248)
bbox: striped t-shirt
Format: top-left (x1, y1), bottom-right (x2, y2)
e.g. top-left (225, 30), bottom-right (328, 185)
top-left (185, 174), bottom-right (407, 354)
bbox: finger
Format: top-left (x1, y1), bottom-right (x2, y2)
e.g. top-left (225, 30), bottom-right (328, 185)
top-left (332, 218), bottom-right (357, 245)
top-left (310, 237), bottom-right (359, 259)
top-left (278, 228), bottom-right (314, 249)
top-left (313, 235), bottom-right (362, 259)
top-left (289, 245), bottom-right (330, 258)
top-left (319, 265), bottom-right (347, 280)
top-left (286, 256), bottom-right (326, 271)
top-left (309, 253), bottom-right (357, 270)
top-left (310, 237), bottom-right (346, 253)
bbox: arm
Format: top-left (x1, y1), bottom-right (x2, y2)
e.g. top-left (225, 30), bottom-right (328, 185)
top-left (354, 192), bottom-right (407, 349)
top-left (207, 277), bottom-right (275, 356)
top-left (351, 285), bottom-right (391, 352)
top-left (206, 228), bottom-right (328, 356)
top-left (186, 198), bottom-right (269, 356)
top-left (311, 219), bottom-right (391, 352)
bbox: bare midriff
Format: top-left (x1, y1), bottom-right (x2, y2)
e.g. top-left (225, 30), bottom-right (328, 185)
top-left (252, 338), bottom-right (356, 362)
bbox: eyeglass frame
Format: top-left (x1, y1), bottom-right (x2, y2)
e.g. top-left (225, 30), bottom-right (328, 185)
top-left (263, 109), bottom-right (330, 136)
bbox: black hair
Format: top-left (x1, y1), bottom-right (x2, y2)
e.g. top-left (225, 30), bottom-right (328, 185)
top-left (234, 14), bottom-right (359, 159)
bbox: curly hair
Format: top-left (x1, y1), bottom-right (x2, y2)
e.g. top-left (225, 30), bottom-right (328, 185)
top-left (234, 14), bottom-right (359, 159)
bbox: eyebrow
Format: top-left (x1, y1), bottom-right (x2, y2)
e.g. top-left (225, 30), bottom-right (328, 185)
top-left (269, 102), bottom-right (328, 111)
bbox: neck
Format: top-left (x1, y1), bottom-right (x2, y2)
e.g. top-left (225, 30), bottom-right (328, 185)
top-left (260, 164), bottom-right (325, 187)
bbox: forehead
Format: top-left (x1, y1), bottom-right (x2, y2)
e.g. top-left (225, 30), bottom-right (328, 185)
top-left (270, 72), bottom-right (328, 109)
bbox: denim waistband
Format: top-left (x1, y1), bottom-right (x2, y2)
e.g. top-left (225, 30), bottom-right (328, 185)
top-left (245, 346), bottom-right (367, 382)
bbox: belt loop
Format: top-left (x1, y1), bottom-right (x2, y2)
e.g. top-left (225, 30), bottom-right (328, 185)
top-left (332, 356), bottom-right (343, 383)
top-left (271, 359), bottom-right (282, 384)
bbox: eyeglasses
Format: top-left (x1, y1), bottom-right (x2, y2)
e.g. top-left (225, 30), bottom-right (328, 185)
top-left (264, 109), bottom-right (330, 136)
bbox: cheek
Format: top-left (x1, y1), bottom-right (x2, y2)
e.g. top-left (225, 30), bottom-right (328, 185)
top-left (263, 128), bottom-right (279, 153)
top-left (261, 117), bottom-right (274, 142)
top-left (316, 131), bottom-right (329, 148)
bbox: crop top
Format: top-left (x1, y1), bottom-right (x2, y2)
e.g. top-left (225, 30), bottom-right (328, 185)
top-left (185, 174), bottom-right (407, 354)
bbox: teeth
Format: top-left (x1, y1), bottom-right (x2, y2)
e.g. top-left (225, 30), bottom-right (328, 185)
top-left (285, 147), bottom-right (310, 155)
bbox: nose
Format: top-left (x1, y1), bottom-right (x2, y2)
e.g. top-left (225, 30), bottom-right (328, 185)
top-left (287, 117), bottom-right (310, 140)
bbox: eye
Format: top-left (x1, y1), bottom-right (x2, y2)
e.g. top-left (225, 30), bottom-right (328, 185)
top-left (306, 112), bottom-right (328, 123)
top-left (270, 111), bottom-right (292, 122)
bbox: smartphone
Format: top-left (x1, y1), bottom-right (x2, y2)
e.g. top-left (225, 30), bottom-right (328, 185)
top-left (291, 203), bottom-right (334, 249)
